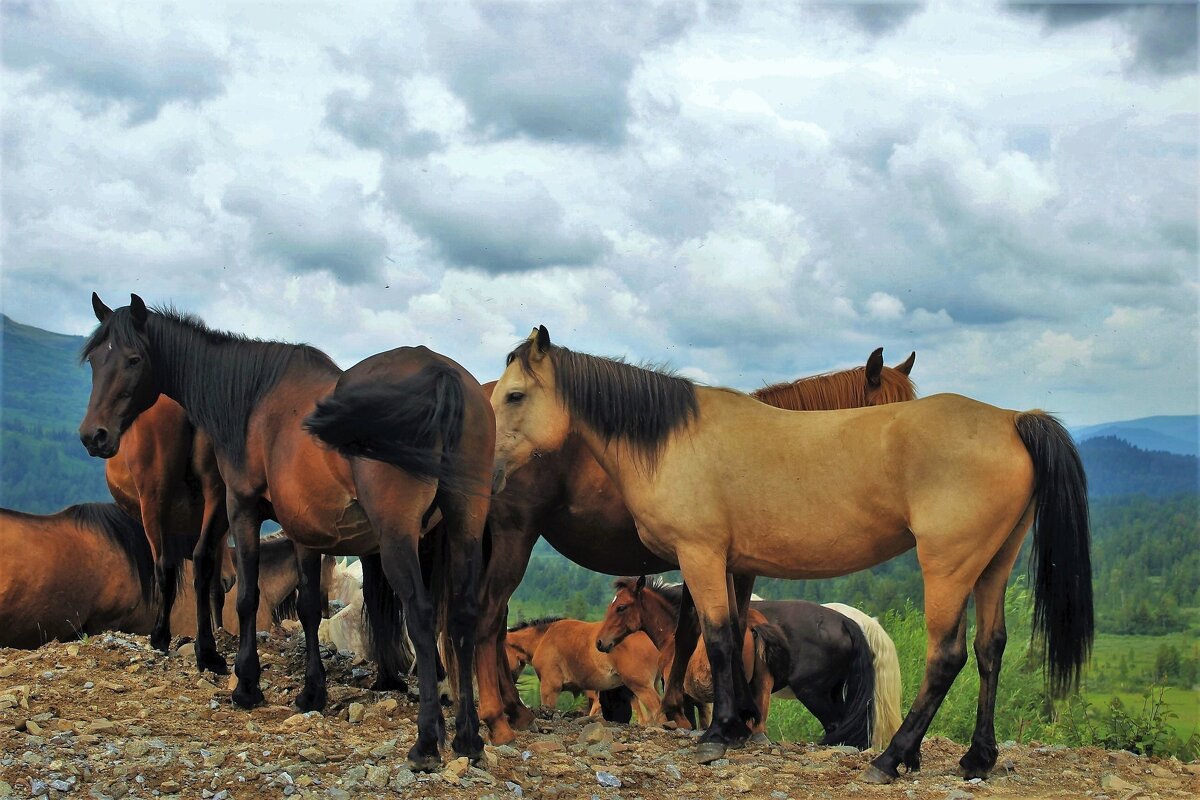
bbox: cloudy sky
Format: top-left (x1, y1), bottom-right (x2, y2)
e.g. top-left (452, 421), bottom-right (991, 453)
top-left (2, 1), bottom-right (1196, 426)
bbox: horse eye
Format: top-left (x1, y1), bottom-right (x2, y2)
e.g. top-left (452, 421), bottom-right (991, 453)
top-left (127, 355), bottom-right (141, 367)
top-left (506, 391), bottom-right (525, 404)
top-left (617, 605), bottom-right (628, 614)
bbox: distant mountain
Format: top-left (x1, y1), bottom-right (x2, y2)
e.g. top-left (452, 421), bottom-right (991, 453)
top-left (1078, 436), bottom-right (1199, 498)
top-left (1073, 415), bottom-right (1198, 458)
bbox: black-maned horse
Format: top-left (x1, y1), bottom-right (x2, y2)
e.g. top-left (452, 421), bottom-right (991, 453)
top-left (78, 294), bottom-right (493, 770)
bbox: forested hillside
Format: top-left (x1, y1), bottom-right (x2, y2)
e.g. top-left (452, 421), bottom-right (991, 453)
top-left (1, 315), bottom-right (109, 512)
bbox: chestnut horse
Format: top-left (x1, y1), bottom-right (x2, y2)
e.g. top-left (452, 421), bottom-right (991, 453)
top-left (475, 347), bottom-right (916, 744)
top-left (597, 577), bottom-right (902, 749)
top-left (0, 505), bottom-right (292, 647)
top-left (491, 327), bottom-right (1092, 782)
top-left (78, 294), bottom-right (492, 770)
top-left (104, 396), bottom-right (231, 671)
top-left (504, 617), bottom-right (663, 725)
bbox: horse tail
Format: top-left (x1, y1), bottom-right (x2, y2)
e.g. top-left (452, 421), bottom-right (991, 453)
top-left (751, 622), bottom-right (791, 688)
top-left (817, 616), bottom-right (875, 750)
top-left (303, 362), bottom-right (469, 490)
top-left (1015, 411), bottom-right (1094, 697)
top-left (823, 603), bottom-right (902, 750)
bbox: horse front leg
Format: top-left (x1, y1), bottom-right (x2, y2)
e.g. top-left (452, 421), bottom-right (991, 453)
top-left (475, 522), bottom-right (539, 743)
top-left (229, 494), bottom-right (265, 709)
top-left (360, 554), bottom-right (410, 691)
top-left (191, 486), bottom-right (229, 675)
top-left (140, 493), bottom-right (176, 654)
top-left (292, 548), bottom-right (328, 711)
top-left (663, 583), bottom-right (700, 728)
top-left (678, 550), bottom-right (755, 764)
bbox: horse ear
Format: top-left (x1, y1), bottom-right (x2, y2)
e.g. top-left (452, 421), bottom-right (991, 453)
top-left (866, 347), bottom-right (884, 387)
top-left (129, 294), bottom-right (148, 328)
top-left (530, 325), bottom-right (551, 360)
top-left (634, 575), bottom-right (646, 595)
top-left (92, 292), bottom-right (113, 323)
top-left (895, 351), bottom-right (916, 376)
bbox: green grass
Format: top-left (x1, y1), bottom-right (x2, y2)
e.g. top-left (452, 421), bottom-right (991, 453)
top-left (1082, 688), bottom-right (1200, 742)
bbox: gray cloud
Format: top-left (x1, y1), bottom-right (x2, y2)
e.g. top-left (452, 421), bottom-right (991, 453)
top-left (222, 178), bottom-right (387, 284)
top-left (423, 1), bottom-right (700, 146)
top-left (820, 2), bottom-right (924, 36)
top-left (1, 2), bottom-right (228, 124)
top-left (382, 165), bottom-right (609, 274)
top-left (1010, 2), bottom-right (1197, 76)
top-left (323, 86), bottom-right (443, 156)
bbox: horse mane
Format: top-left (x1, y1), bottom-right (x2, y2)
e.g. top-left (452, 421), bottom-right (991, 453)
top-left (83, 305), bottom-right (341, 467)
top-left (65, 503), bottom-right (157, 602)
top-left (508, 615), bottom-right (563, 632)
top-left (753, 365), bottom-right (916, 410)
top-left (613, 576), bottom-right (684, 615)
top-left (508, 339), bottom-right (698, 471)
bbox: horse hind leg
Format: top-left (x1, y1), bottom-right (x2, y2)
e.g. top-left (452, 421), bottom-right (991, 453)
top-left (191, 488), bottom-right (229, 675)
top-left (959, 507), bottom-right (1032, 780)
top-left (436, 486), bottom-right (487, 763)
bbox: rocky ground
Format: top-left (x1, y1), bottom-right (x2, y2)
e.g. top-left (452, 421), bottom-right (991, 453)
top-left (2, 631), bottom-right (1197, 800)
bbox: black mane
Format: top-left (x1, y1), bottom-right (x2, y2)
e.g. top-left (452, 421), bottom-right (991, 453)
top-left (66, 503), bottom-right (156, 602)
top-left (508, 339), bottom-right (698, 471)
top-left (84, 305), bottom-right (340, 467)
top-left (508, 615), bottom-right (563, 632)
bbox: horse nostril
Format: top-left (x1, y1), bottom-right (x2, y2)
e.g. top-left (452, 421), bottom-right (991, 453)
top-left (596, 639), bottom-right (606, 652)
top-left (94, 427), bottom-right (109, 447)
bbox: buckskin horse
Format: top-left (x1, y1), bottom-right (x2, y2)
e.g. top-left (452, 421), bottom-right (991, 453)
top-left (491, 326), bottom-right (1092, 782)
top-left (475, 347), bottom-right (916, 744)
top-left (104, 395), bottom-right (231, 672)
top-left (78, 294), bottom-right (492, 770)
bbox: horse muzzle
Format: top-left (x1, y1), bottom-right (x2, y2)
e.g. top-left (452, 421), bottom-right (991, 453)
top-left (596, 638), bottom-right (615, 654)
top-left (79, 426), bottom-right (119, 459)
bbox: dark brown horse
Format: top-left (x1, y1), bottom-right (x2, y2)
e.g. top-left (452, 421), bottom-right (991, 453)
top-left (104, 395), bottom-right (231, 671)
top-left (78, 294), bottom-right (493, 770)
top-left (475, 348), bottom-right (916, 743)
top-left (597, 577), bottom-right (903, 750)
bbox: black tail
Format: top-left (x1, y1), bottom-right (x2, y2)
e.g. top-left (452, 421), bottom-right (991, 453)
top-left (753, 622), bottom-right (791, 683)
top-left (304, 362), bottom-right (469, 490)
top-left (360, 554), bottom-right (415, 685)
top-left (816, 617), bottom-right (875, 749)
top-left (1015, 411), bottom-right (1094, 697)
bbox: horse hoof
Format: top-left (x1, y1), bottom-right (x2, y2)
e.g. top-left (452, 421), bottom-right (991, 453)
top-left (196, 652), bottom-right (228, 676)
top-left (406, 751), bottom-right (442, 773)
top-left (150, 635), bottom-right (171, 654)
top-left (371, 675), bottom-right (408, 693)
top-left (231, 685), bottom-right (264, 709)
top-left (694, 742), bottom-right (727, 764)
top-left (861, 764), bottom-right (896, 785)
top-left (487, 720), bottom-right (517, 746)
top-left (453, 736), bottom-right (485, 765)
top-left (749, 732), bottom-right (772, 747)
top-left (293, 688), bottom-right (327, 713)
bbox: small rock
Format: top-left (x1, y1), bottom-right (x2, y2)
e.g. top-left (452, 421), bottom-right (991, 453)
top-left (0, 780), bottom-right (11, 797)
top-left (325, 789), bottom-right (350, 800)
top-left (67, 645), bottom-right (80, 657)
top-left (375, 698), bottom-right (399, 715)
top-left (771, 792), bottom-right (788, 800)
top-left (1101, 774), bottom-right (1137, 792)
top-left (365, 765), bottom-right (389, 788)
top-left (444, 757), bottom-right (472, 782)
top-left (299, 748), bottom-right (327, 764)
top-left (389, 769), bottom-right (416, 790)
top-left (944, 790), bottom-right (973, 800)
top-left (347, 702), bottom-right (365, 724)
top-left (528, 739), bottom-right (564, 755)
top-left (124, 741), bottom-right (150, 758)
top-left (730, 774), bottom-right (755, 793)
top-left (596, 771), bottom-right (622, 788)
top-left (49, 779), bottom-right (74, 792)
top-left (1181, 763), bottom-right (1200, 775)
top-left (24, 719), bottom-right (44, 736)
top-left (160, 780), bottom-right (181, 793)
top-left (1148, 764), bottom-right (1174, 778)
top-left (504, 781), bottom-right (524, 796)
top-left (369, 740), bottom-right (395, 758)
top-left (177, 643), bottom-right (195, 658)
top-left (578, 722), bottom-right (613, 746)
top-left (664, 764), bottom-right (682, 781)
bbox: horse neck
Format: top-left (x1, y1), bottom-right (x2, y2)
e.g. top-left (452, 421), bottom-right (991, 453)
top-left (507, 627), bottom-right (546, 659)
top-left (636, 590), bottom-right (679, 651)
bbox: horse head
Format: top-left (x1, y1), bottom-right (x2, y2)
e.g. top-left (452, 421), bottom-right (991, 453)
top-left (78, 293), bottom-right (159, 458)
top-left (596, 575), bottom-right (647, 653)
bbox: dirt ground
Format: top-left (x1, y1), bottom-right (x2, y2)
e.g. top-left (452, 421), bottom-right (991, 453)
top-left (1, 631), bottom-right (1196, 800)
